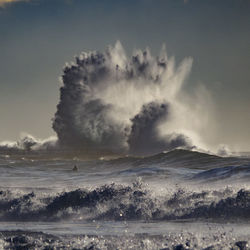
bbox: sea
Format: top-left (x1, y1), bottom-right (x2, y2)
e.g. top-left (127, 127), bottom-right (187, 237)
top-left (0, 149), bottom-right (250, 249)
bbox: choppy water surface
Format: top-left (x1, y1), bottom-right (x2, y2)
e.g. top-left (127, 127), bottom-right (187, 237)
top-left (0, 149), bottom-right (250, 249)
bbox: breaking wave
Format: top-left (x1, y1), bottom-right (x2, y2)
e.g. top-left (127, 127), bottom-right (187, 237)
top-left (53, 41), bottom-right (200, 156)
top-left (0, 182), bottom-right (250, 223)
top-left (0, 41), bottom-right (216, 157)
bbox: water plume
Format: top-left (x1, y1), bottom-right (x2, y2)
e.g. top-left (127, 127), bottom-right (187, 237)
top-left (0, 41), bottom-right (214, 157)
top-left (53, 41), bottom-right (201, 156)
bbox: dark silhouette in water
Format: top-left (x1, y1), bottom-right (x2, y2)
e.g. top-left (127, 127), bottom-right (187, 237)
top-left (72, 165), bottom-right (78, 171)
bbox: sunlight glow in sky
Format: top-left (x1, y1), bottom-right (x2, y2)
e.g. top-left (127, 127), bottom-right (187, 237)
top-left (0, 0), bottom-right (27, 7)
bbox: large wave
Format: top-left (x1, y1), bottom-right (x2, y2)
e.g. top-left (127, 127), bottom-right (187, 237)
top-left (1, 42), bottom-right (214, 157)
top-left (52, 41), bottom-right (211, 156)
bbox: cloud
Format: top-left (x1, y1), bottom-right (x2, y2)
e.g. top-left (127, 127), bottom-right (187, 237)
top-left (0, 0), bottom-right (29, 7)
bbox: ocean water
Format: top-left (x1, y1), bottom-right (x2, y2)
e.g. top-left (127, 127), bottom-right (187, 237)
top-left (0, 149), bottom-right (250, 249)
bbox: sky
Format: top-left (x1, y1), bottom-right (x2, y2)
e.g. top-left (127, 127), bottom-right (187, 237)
top-left (0, 0), bottom-right (250, 152)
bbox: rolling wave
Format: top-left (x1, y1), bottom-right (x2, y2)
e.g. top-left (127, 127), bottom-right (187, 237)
top-left (108, 149), bottom-right (222, 168)
top-left (0, 182), bottom-right (249, 222)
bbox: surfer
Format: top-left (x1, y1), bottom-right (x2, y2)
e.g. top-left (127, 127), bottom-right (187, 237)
top-left (72, 165), bottom-right (78, 171)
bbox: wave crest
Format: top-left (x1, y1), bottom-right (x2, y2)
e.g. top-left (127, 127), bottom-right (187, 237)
top-left (0, 182), bottom-right (250, 222)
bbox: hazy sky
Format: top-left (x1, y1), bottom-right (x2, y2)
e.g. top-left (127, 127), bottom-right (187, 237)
top-left (0, 0), bottom-right (250, 151)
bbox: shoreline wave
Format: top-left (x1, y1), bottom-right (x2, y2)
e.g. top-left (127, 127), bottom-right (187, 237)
top-left (0, 183), bottom-right (250, 223)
